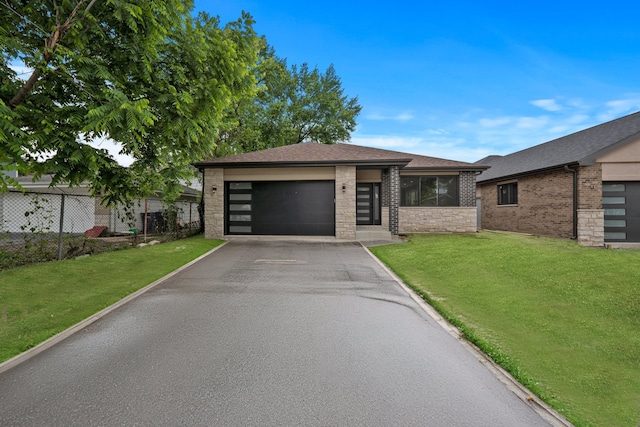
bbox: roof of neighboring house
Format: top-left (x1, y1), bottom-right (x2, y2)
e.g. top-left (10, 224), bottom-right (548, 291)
top-left (194, 143), bottom-right (487, 171)
top-left (9, 175), bottom-right (199, 200)
top-left (476, 111), bottom-right (640, 183)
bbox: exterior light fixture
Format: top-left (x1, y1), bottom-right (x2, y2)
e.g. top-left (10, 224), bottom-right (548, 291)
top-left (212, 185), bottom-right (217, 193)
top-left (342, 183), bottom-right (346, 192)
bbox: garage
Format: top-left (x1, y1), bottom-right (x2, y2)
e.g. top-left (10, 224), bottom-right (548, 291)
top-left (226, 181), bottom-right (335, 236)
top-left (603, 181), bottom-right (640, 242)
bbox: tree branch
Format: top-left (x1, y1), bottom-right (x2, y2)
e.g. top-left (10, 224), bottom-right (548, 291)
top-left (8, 0), bottom-right (97, 109)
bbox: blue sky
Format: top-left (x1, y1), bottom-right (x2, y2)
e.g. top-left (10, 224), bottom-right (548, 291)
top-left (198, 0), bottom-right (640, 162)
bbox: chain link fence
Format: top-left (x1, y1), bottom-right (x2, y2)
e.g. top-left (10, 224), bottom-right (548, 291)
top-left (0, 189), bottom-right (201, 270)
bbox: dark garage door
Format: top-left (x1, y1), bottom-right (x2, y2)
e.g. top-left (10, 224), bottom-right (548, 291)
top-left (226, 181), bottom-right (335, 236)
top-left (603, 181), bottom-right (640, 242)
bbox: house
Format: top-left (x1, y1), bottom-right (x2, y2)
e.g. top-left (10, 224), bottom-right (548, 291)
top-left (193, 143), bottom-right (488, 240)
top-left (0, 174), bottom-right (200, 236)
top-left (475, 111), bottom-right (640, 248)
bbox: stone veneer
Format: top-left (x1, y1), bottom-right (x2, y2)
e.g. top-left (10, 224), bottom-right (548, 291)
top-left (399, 207), bottom-right (477, 233)
top-left (335, 165), bottom-right (356, 239)
top-left (204, 168), bottom-right (224, 239)
top-left (577, 209), bottom-right (604, 247)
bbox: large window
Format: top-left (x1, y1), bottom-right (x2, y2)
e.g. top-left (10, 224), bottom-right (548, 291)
top-left (498, 182), bottom-right (518, 205)
top-left (400, 176), bottom-right (459, 207)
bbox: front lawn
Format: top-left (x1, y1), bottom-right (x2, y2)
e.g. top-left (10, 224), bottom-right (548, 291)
top-left (0, 235), bottom-right (223, 363)
top-left (371, 232), bottom-right (640, 427)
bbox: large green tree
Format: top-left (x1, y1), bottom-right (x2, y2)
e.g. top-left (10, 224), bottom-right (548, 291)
top-left (215, 47), bottom-right (362, 156)
top-left (0, 0), bottom-right (261, 203)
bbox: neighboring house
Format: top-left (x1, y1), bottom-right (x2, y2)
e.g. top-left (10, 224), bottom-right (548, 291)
top-left (476, 111), bottom-right (640, 248)
top-left (0, 174), bottom-right (200, 235)
top-left (194, 143), bottom-right (487, 240)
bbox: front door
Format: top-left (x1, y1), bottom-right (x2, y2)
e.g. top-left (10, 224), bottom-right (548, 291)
top-left (356, 183), bottom-right (381, 225)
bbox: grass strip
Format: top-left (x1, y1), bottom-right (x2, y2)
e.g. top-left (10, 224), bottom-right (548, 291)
top-left (371, 232), bottom-right (640, 427)
top-left (0, 235), bottom-right (223, 362)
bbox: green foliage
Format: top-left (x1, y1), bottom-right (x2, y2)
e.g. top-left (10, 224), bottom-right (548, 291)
top-left (0, 236), bottom-right (223, 361)
top-left (0, 1), bottom-right (261, 205)
top-left (371, 233), bottom-right (640, 427)
top-left (216, 46), bottom-right (362, 155)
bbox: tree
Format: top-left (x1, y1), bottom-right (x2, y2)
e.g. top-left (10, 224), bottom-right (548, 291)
top-left (216, 47), bottom-right (362, 156)
top-left (0, 0), bottom-right (261, 204)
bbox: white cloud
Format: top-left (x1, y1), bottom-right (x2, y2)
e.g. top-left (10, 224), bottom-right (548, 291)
top-left (365, 112), bottom-right (414, 121)
top-left (351, 133), bottom-right (487, 163)
top-left (530, 99), bottom-right (562, 112)
top-left (85, 135), bottom-right (135, 166)
top-left (515, 116), bottom-right (549, 129)
top-left (9, 62), bottom-right (33, 80)
top-left (351, 134), bottom-right (422, 149)
top-left (599, 97), bottom-right (640, 121)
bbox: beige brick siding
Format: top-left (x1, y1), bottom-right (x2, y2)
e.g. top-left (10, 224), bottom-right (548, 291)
top-left (577, 164), bottom-right (602, 209)
top-left (203, 168), bottom-right (224, 239)
top-left (399, 207), bottom-right (477, 233)
top-left (381, 207), bottom-right (389, 229)
top-left (335, 166), bottom-right (356, 239)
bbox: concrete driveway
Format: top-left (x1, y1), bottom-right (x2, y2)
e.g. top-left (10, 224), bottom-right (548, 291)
top-left (0, 240), bottom-right (559, 426)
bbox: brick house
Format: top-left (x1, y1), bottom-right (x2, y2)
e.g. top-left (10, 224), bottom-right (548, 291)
top-left (194, 143), bottom-right (487, 240)
top-left (476, 111), bottom-right (640, 247)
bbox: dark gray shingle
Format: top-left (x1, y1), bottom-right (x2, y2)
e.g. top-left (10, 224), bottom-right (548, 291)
top-left (477, 111), bottom-right (640, 182)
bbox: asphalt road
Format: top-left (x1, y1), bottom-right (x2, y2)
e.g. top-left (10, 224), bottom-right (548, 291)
top-left (0, 240), bottom-right (553, 426)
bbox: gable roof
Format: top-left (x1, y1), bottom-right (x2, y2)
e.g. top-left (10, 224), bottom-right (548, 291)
top-left (476, 111), bottom-right (640, 182)
top-left (194, 143), bottom-right (486, 171)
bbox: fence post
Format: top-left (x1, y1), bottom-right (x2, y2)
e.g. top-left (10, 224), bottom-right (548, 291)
top-left (57, 194), bottom-right (65, 260)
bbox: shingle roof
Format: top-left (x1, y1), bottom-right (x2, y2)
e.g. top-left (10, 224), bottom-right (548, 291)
top-left (194, 143), bottom-right (485, 171)
top-left (476, 111), bottom-right (640, 182)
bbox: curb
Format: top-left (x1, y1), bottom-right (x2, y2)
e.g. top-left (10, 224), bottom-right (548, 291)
top-left (0, 241), bottom-right (229, 375)
top-left (360, 243), bottom-right (574, 427)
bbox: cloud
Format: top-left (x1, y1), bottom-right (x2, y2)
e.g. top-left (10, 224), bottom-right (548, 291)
top-left (351, 133), bottom-right (486, 163)
top-left (365, 112), bottom-right (414, 121)
top-left (351, 134), bottom-right (422, 149)
top-left (515, 116), bottom-right (549, 129)
top-left (84, 135), bottom-right (135, 166)
top-left (599, 97), bottom-right (640, 121)
top-left (9, 62), bottom-right (33, 80)
top-left (530, 99), bottom-right (562, 112)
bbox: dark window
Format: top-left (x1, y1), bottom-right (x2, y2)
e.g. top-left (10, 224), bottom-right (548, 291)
top-left (400, 176), bottom-right (459, 207)
top-left (497, 182), bottom-right (518, 205)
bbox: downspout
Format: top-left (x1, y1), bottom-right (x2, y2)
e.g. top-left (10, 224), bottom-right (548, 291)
top-left (564, 165), bottom-right (578, 239)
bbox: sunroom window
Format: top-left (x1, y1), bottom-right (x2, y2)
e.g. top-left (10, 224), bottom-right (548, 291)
top-left (400, 176), bottom-right (459, 207)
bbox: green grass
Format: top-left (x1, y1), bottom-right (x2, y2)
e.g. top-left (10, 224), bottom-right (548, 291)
top-left (371, 232), bottom-right (640, 427)
top-left (0, 235), bottom-right (223, 363)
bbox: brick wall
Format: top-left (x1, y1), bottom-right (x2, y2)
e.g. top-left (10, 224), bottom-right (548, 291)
top-left (479, 168), bottom-right (574, 238)
top-left (399, 207), bottom-right (477, 233)
top-left (479, 165), bottom-right (604, 242)
top-left (335, 166), bottom-right (356, 239)
top-left (203, 168), bottom-right (224, 239)
top-left (577, 164), bottom-right (602, 209)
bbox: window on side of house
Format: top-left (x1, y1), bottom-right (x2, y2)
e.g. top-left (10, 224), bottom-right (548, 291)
top-left (400, 176), bottom-right (459, 207)
top-left (497, 182), bottom-right (518, 205)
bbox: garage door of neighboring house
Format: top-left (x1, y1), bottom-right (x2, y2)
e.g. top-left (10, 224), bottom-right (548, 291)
top-left (226, 181), bottom-right (335, 236)
top-left (603, 182), bottom-right (640, 242)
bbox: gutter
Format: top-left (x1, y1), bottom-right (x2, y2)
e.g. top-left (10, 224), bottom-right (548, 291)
top-left (564, 165), bottom-right (578, 239)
